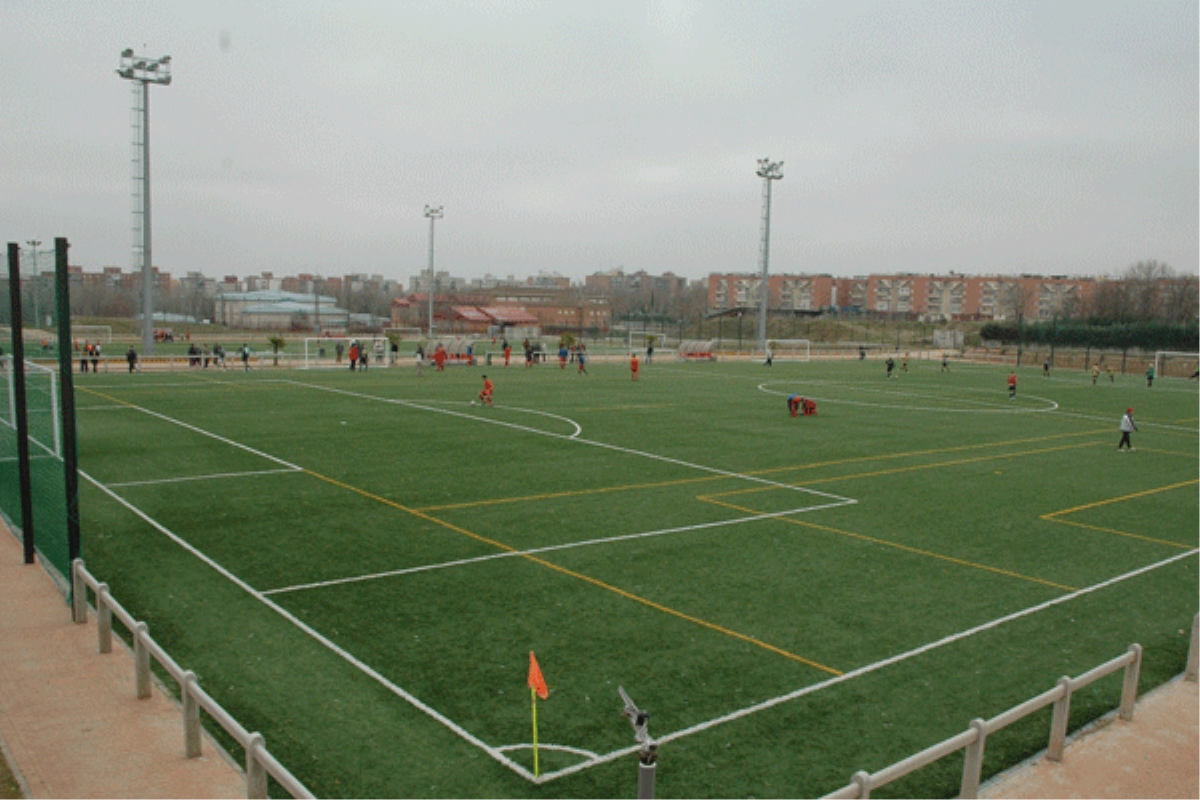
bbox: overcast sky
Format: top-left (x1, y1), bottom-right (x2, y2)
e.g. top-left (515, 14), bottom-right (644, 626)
top-left (3, 0), bottom-right (1197, 286)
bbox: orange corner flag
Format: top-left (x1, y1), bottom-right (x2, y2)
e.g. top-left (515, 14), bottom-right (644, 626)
top-left (528, 651), bottom-right (549, 700)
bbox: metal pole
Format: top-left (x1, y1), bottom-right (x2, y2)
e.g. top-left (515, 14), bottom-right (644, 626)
top-left (26, 240), bottom-right (40, 330)
top-left (424, 205), bottom-right (442, 337)
top-left (141, 80), bottom-right (154, 356)
top-left (55, 238), bottom-right (82, 567)
top-left (118, 50), bottom-right (170, 355)
top-left (6, 243), bottom-right (36, 565)
top-left (758, 177), bottom-right (772, 348)
top-left (755, 159), bottom-right (783, 352)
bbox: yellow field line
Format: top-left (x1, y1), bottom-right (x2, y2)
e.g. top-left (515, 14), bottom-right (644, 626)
top-left (702, 497), bottom-right (1078, 593)
top-left (1041, 479), bottom-right (1200, 518)
top-left (747, 429), bottom-right (1109, 478)
top-left (1039, 517), bottom-right (1194, 550)
top-left (305, 470), bottom-right (842, 675)
top-left (422, 474), bottom-right (721, 512)
top-left (705, 441), bottom-right (1100, 499)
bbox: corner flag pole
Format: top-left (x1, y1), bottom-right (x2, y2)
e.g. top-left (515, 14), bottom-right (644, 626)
top-left (531, 684), bottom-right (540, 777)
top-left (528, 651), bottom-right (549, 778)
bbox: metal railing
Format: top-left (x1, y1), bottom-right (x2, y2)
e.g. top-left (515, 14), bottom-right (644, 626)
top-left (71, 558), bottom-right (314, 799)
top-left (822, 639), bottom-right (1170, 799)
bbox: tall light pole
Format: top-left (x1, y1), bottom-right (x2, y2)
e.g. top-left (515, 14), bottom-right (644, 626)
top-left (117, 48), bottom-right (171, 356)
top-left (25, 240), bottom-right (41, 329)
top-left (756, 158), bottom-right (783, 351)
top-left (424, 205), bottom-right (443, 337)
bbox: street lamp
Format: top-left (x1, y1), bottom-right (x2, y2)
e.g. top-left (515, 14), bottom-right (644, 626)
top-left (117, 48), bottom-right (172, 356)
top-left (755, 158), bottom-right (783, 351)
top-left (424, 205), bottom-right (443, 337)
top-left (26, 240), bottom-right (41, 329)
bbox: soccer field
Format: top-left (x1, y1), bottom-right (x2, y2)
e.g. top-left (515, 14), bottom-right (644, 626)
top-left (71, 355), bottom-right (1198, 798)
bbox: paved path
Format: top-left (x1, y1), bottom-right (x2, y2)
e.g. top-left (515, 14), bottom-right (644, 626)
top-left (980, 676), bottom-right (1198, 799)
top-left (0, 524), bottom-right (1195, 799)
top-left (0, 528), bottom-right (245, 799)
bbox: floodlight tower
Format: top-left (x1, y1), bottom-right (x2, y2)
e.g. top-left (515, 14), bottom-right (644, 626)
top-left (25, 240), bottom-right (41, 328)
top-left (755, 158), bottom-right (783, 350)
top-left (117, 49), bottom-right (172, 356)
top-left (424, 205), bottom-right (443, 336)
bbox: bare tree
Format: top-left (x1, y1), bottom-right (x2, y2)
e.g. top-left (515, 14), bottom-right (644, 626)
top-left (1124, 260), bottom-right (1173, 320)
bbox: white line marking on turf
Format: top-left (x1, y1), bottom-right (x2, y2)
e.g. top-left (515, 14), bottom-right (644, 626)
top-left (535, 547), bottom-right (1200, 783)
top-left (283, 378), bottom-right (857, 505)
top-left (108, 401), bottom-right (304, 471)
top-left (80, 469), bottom-right (539, 783)
top-left (263, 497), bottom-right (855, 596)
top-left (105, 467), bottom-right (301, 488)
top-left (281, 379), bottom-right (585, 439)
top-left (497, 743), bottom-right (601, 759)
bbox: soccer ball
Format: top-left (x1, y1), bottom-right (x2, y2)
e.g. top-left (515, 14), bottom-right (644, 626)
top-left (470, 400), bottom-right (477, 405)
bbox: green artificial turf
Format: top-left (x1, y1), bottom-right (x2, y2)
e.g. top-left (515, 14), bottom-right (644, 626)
top-left (68, 356), bottom-right (1198, 798)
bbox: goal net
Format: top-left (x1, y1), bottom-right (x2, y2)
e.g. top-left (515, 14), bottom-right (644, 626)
top-left (1154, 351), bottom-right (1199, 379)
top-left (628, 330), bottom-right (669, 354)
top-left (1, 358), bottom-right (62, 459)
top-left (763, 339), bottom-right (811, 362)
top-left (303, 336), bottom-right (391, 368)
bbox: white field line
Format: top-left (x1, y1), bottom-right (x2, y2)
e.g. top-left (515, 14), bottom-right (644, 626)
top-left (106, 467), bottom-right (301, 488)
top-left (284, 379), bottom-right (856, 505)
top-left (79, 468), bottom-right (538, 783)
top-left (263, 497), bottom-right (855, 597)
top-left (536, 547), bottom-right (1200, 784)
top-left (82, 384), bottom-right (853, 781)
top-left (103, 401), bottom-right (304, 471)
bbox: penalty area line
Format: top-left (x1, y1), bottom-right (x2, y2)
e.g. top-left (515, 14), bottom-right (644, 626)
top-left (263, 496), bottom-right (857, 597)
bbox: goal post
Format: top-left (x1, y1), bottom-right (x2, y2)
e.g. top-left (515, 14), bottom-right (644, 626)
top-left (1154, 351), bottom-right (1199, 379)
top-left (762, 339), bottom-right (811, 362)
top-left (303, 336), bottom-right (390, 368)
top-left (628, 330), bottom-right (669, 354)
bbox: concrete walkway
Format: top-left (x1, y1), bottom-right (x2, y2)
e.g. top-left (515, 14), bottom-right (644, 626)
top-left (0, 528), bottom-right (245, 799)
top-left (979, 676), bottom-right (1198, 799)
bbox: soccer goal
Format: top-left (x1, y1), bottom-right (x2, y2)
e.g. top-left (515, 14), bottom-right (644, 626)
top-left (72, 325), bottom-right (112, 343)
top-left (1154, 351), bottom-right (1199, 379)
top-left (763, 339), bottom-right (811, 362)
top-left (1, 358), bottom-right (62, 458)
top-left (628, 330), bottom-right (669, 354)
top-left (303, 336), bottom-right (390, 368)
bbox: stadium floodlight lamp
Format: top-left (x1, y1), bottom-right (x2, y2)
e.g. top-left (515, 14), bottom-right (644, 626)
top-left (754, 158), bottom-right (784, 351)
top-left (117, 51), bottom-right (172, 85)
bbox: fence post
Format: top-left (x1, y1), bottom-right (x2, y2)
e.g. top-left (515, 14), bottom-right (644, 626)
top-left (850, 769), bottom-right (872, 799)
top-left (182, 671), bottom-right (202, 758)
top-left (96, 583), bottom-right (112, 654)
top-left (71, 559), bottom-right (88, 624)
top-left (246, 732), bottom-right (268, 799)
top-left (1047, 676), bottom-right (1071, 762)
top-left (133, 622), bottom-right (152, 699)
top-left (959, 718), bottom-right (987, 799)
top-left (1186, 614), bottom-right (1198, 683)
top-left (1119, 644), bottom-right (1142, 721)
